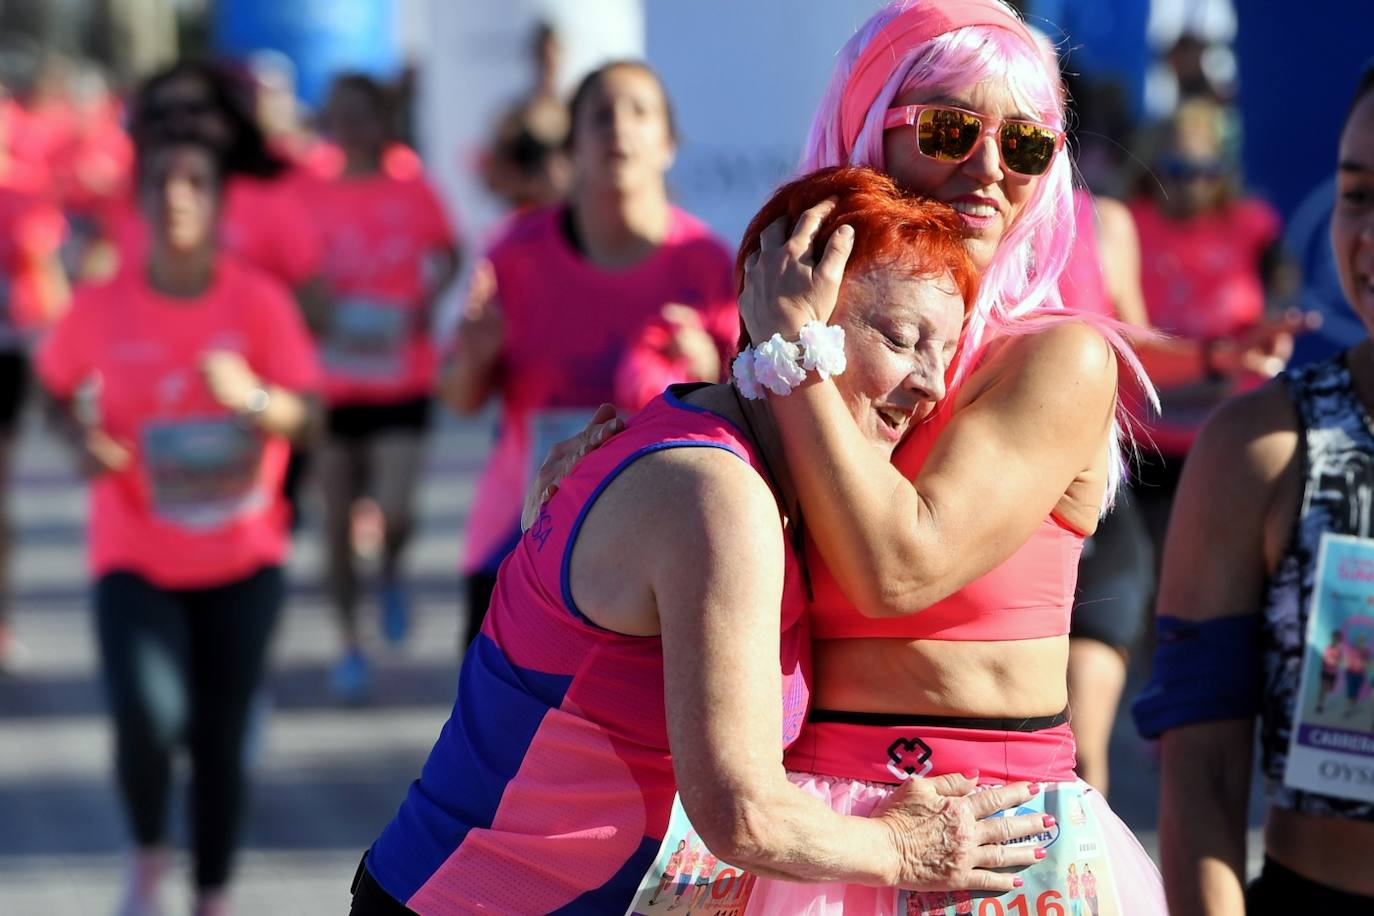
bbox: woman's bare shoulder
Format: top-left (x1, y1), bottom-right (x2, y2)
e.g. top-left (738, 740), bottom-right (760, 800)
top-left (961, 319), bottom-right (1117, 420)
top-left (1189, 378), bottom-right (1300, 488)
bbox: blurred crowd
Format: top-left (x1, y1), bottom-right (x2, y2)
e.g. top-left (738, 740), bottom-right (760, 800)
top-left (0, 12), bottom-right (1339, 916)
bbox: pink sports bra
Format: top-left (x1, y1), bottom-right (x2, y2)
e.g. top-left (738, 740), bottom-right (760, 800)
top-left (808, 404), bottom-right (1086, 641)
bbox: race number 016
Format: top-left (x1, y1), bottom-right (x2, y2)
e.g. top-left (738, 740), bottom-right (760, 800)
top-left (979, 890), bottom-right (1066, 916)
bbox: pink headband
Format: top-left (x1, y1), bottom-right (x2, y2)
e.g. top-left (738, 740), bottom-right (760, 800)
top-left (838, 0), bottom-right (1038, 159)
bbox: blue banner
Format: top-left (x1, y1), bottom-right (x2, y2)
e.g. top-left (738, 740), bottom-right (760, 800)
top-left (212, 0), bottom-right (399, 109)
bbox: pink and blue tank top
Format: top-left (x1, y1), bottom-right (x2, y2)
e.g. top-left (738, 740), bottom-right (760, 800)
top-left (367, 386), bottom-right (811, 913)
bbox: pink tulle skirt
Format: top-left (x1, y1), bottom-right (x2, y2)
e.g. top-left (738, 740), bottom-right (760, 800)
top-left (743, 772), bottom-right (1166, 915)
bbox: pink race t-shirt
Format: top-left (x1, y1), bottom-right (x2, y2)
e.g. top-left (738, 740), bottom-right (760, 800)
top-left (35, 257), bottom-right (320, 589)
top-left (1130, 195), bottom-right (1280, 455)
top-left (104, 174), bottom-right (324, 290)
top-left (460, 205), bottom-right (737, 575)
top-left (1129, 196), bottom-right (1279, 340)
top-left (306, 171), bottom-right (458, 405)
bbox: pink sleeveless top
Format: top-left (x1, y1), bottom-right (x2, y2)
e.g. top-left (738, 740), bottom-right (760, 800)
top-left (367, 386), bottom-right (810, 914)
top-left (808, 405), bottom-right (1085, 641)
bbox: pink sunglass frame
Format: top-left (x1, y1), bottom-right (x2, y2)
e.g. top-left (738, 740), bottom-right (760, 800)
top-left (882, 104), bottom-right (1065, 175)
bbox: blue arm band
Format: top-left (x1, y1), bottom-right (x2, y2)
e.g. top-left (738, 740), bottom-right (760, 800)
top-left (1131, 614), bottom-right (1263, 739)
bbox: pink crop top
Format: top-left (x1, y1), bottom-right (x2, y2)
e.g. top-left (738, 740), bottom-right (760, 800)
top-left (808, 405), bottom-right (1086, 641)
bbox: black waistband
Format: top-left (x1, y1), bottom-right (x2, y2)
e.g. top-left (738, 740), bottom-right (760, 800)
top-left (1247, 856), bottom-right (1374, 909)
top-left (807, 708), bottom-right (1070, 732)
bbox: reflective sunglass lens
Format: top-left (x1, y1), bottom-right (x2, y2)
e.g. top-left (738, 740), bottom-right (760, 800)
top-left (999, 122), bottom-right (1057, 176)
top-left (917, 108), bottom-right (982, 161)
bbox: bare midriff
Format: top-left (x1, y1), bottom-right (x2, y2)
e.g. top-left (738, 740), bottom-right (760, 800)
top-left (1265, 806), bottom-right (1374, 897)
top-left (811, 635), bottom-right (1068, 718)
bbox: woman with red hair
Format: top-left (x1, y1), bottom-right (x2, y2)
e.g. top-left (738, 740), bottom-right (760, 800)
top-left (349, 169), bottom-right (1049, 915)
top-left (531, 2), bottom-right (1166, 912)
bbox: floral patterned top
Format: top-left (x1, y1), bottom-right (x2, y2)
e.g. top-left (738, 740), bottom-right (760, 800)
top-left (1262, 353), bottom-right (1374, 819)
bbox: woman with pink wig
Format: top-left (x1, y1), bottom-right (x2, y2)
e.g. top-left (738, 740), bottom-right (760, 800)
top-left (727, 0), bottom-right (1166, 912)
top-left (527, 1), bottom-right (1167, 912)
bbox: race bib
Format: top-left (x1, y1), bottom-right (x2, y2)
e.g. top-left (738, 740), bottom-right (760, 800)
top-left (900, 783), bottom-right (1124, 916)
top-left (1283, 532), bottom-right (1374, 804)
top-left (623, 794), bottom-right (756, 916)
top-left (323, 297), bottom-right (408, 378)
top-left (141, 416), bottom-right (266, 529)
top-left (526, 408), bottom-right (600, 488)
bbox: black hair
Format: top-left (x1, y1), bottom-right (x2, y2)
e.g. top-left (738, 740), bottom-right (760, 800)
top-left (1345, 61), bottom-right (1374, 132)
top-left (565, 60), bottom-right (677, 151)
top-left (131, 58), bottom-right (287, 179)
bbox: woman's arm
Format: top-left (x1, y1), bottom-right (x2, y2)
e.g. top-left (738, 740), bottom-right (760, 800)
top-left (607, 448), bottom-right (1046, 890)
top-left (740, 206), bottom-right (1117, 616)
top-left (200, 351), bottom-right (319, 443)
top-left (40, 388), bottom-right (131, 477)
top-left (1154, 382), bottom-right (1299, 916)
top-left (438, 259), bottom-right (503, 414)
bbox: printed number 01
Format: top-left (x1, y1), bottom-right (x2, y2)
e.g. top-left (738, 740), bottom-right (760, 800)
top-left (979, 891), bottom-right (1066, 916)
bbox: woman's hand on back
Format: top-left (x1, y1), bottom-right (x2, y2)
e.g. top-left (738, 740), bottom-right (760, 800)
top-left (878, 775), bottom-right (1046, 892)
top-left (739, 198), bottom-right (854, 344)
top-left (520, 403), bottom-right (625, 530)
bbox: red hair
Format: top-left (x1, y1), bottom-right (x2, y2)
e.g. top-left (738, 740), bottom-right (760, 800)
top-left (735, 166), bottom-right (978, 345)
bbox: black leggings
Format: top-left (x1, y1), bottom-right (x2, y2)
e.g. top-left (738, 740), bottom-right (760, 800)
top-left (349, 858), bottom-right (417, 915)
top-left (95, 566), bottom-right (282, 890)
top-left (1246, 856), bottom-right (1374, 913)
top-left (1070, 494), bottom-right (1154, 649)
top-left (462, 572), bottom-right (498, 652)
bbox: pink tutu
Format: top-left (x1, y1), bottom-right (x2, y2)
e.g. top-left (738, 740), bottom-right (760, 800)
top-left (743, 772), bottom-right (1166, 915)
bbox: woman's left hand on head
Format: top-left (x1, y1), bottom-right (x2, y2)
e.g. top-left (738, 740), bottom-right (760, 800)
top-left (739, 198), bottom-right (854, 343)
top-left (200, 350), bottom-right (263, 413)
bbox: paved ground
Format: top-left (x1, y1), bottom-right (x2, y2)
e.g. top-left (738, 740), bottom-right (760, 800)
top-left (0, 409), bottom-right (1265, 915)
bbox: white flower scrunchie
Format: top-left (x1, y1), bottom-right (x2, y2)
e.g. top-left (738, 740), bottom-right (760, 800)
top-left (730, 348), bottom-right (763, 400)
top-left (798, 321), bottom-right (847, 380)
top-left (731, 321), bottom-right (846, 400)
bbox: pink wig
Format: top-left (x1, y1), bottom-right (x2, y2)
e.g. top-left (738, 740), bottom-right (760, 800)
top-left (800, 0), bottom-right (1153, 505)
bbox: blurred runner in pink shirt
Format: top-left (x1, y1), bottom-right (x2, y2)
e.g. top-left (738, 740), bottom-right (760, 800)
top-left (309, 73), bottom-right (462, 702)
top-left (0, 150), bottom-right (68, 670)
top-left (36, 128), bottom-right (318, 916)
top-left (116, 60), bottom-right (330, 528)
top-left (439, 60), bottom-right (737, 650)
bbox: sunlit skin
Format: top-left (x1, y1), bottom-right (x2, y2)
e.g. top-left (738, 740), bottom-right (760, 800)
top-left (775, 83), bottom-right (1103, 725)
top-left (548, 260), bottom-right (1051, 891)
top-left (829, 270), bottom-right (964, 448)
top-left (883, 81), bottom-right (1045, 270)
top-left (1334, 92), bottom-right (1374, 330)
